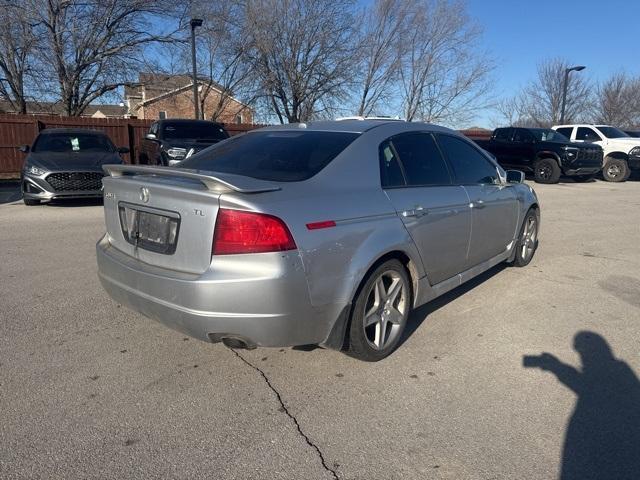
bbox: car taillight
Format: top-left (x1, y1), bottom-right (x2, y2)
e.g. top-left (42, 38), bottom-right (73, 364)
top-left (212, 208), bottom-right (296, 255)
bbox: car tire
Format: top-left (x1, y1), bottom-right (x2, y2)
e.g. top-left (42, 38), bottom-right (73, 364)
top-left (346, 259), bottom-right (411, 362)
top-left (510, 208), bottom-right (539, 267)
top-left (23, 198), bottom-right (40, 206)
top-left (602, 159), bottom-right (629, 182)
top-left (533, 158), bottom-right (561, 184)
top-left (572, 175), bottom-right (594, 183)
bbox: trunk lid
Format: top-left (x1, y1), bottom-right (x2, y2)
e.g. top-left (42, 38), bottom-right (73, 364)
top-left (101, 165), bottom-right (281, 274)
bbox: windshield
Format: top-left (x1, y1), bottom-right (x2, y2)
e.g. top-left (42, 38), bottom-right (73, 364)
top-left (529, 129), bottom-right (569, 142)
top-left (33, 133), bottom-right (115, 153)
top-left (180, 130), bottom-right (360, 182)
top-left (597, 126), bottom-right (629, 139)
top-left (161, 122), bottom-right (228, 141)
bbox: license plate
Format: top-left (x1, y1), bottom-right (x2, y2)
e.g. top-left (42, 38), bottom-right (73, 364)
top-left (118, 204), bottom-right (180, 254)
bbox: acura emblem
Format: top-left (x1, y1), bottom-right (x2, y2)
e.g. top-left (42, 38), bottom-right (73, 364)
top-left (139, 187), bottom-right (150, 203)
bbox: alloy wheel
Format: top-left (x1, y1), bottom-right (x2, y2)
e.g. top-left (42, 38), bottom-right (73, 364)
top-left (521, 214), bottom-right (538, 262)
top-left (363, 270), bottom-right (408, 350)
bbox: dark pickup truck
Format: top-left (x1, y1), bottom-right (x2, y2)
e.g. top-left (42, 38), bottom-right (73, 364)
top-left (475, 127), bottom-right (603, 183)
top-left (139, 119), bottom-right (229, 166)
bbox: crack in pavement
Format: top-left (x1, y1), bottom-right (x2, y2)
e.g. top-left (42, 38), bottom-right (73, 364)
top-left (228, 347), bottom-right (340, 480)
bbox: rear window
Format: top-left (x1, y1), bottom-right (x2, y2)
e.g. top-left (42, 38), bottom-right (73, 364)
top-left (33, 133), bottom-right (115, 153)
top-left (162, 122), bottom-right (228, 141)
top-left (180, 131), bottom-right (360, 182)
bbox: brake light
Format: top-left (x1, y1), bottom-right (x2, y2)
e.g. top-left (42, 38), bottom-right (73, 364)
top-left (213, 208), bottom-right (296, 255)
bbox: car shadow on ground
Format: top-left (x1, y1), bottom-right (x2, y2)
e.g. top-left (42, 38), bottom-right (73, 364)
top-left (0, 181), bottom-right (22, 204)
top-left (400, 263), bottom-right (508, 346)
top-left (523, 331), bottom-right (640, 480)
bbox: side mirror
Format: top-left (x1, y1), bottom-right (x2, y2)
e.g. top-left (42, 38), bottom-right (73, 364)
top-left (145, 133), bottom-right (157, 141)
top-left (19, 145), bottom-right (30, 153)
top-left (506, 170), bottom-right (525, 184)
top-left (117, 146), bottom-right (130, 154)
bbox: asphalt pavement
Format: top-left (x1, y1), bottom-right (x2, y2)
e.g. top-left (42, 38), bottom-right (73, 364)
top-left (1, 179), bottom-right (639, 479)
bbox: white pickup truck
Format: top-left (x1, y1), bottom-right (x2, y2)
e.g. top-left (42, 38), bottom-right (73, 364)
top-left (552, 125), bottom-right (640, 182)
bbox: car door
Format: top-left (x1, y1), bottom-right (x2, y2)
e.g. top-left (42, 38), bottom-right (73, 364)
top-left (381, 132), bottom-right (471, 285)
top-left (511, 128), bottom-right (537, 169)
top-left (575, 127), bottom-right (603, 147)
top-left (491, 128), bottom-right (514, 166)
top-left (435, 133), bottom-right (519, 268)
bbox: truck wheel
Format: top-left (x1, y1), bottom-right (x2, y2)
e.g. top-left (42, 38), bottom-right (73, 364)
top-left (533, 158), bottom-right (561, 184)
top-left (602, 159), bottom-right (629, 182)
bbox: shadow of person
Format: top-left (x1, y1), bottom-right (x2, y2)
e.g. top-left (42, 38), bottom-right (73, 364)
top-left (524, 331), bottom-right (640, 479)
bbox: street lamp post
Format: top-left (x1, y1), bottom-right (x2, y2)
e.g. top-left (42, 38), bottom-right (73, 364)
top-left (190, 18), bottom-right (203, 120)
top-left (560, 65), bottom-right (586, 124)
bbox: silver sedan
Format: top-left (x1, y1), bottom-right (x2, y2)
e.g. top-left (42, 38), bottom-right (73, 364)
top-left (97, 119), bottom-right (539, 361)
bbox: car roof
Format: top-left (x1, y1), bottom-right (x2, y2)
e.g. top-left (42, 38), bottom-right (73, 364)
top-left (258, 119), bottom-right (450, 134)
top-left (39, 128), bottom-right (109, 136)
top-left (157, 119), bottom-right (223, 126)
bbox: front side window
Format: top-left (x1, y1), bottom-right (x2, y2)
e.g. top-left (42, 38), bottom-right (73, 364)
top-left (181, 130), bottom-right (359, 182)
top-left (33, 133), bottom-right (115, 153)
top-left (388, 133), bottom-right (452, 186)
top-left (576, 127), bottom-right (601, 142)
top-left (436, 134), bottom-right (499, 185)
top-left (596, 126), bottom-right (629, 139)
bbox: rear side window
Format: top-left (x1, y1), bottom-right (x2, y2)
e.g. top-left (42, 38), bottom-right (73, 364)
top-left (181, 131), bottom-right (359, 182)
top-left (513, 129), bottom-right (534, 142)
top-left (576, 127), bottom-right (601, 142)
top-left (379, 142), bottom-right (405, 188)
top-left (494, 128), bottom-right (512, 141)
top-left (388, 133), bottom-right (451, 186)
top-left (556, 127), bottom-right (573, 139)
top-left (436, 134), bottom-right (499, 185)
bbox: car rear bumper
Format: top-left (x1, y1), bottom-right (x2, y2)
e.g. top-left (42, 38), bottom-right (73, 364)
top-left (96, 235), bottom-right (342, 347)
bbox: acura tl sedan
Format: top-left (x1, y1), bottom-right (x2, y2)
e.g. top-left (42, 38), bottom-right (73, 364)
top-left (20, 128), bottom-right (129, 205)
top-left (97, 119), bottom-right (540, 361)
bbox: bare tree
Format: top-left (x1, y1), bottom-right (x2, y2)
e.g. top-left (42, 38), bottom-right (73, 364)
top-left (244, 0), bottom-right (357, 123)
top-left (353, 0), bottom-right (410, 116)
top-left (168, 2), bottom-right (257, 122)
top-left (593, 73), bottom-right (640, 128)
top-left (27, 0), bottom-right (184, 116)
top-left (496, 58), bottom-right (592, 127)
top-left (399, 0), bottom-right (493, 125)
top-left (0, 3), bottom-right (38, 113)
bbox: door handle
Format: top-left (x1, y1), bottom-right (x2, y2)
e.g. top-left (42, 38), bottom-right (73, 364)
top-left (402, 206), bottom-right (428, 218)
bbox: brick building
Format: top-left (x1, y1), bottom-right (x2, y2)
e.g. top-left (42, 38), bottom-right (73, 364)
top-left (124, 73), bottom-right (254, 124)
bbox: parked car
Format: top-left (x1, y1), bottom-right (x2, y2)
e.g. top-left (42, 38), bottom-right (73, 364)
top-left (552, 124), bottom-right (640, 182)
top-left (20, 128), bottom-right (128, 206)
top-left (139, 119), bottom-right (229, 166)
top-left (97, 120), bottom-right (540, 361)
top-left (475, 127), bottom-right (603, 184)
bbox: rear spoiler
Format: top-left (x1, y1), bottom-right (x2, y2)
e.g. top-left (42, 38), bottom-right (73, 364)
top-left (103, 165), bottom-right (281, 194)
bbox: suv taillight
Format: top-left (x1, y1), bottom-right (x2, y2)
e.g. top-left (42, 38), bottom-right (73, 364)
top-left (212, 208), bottom-right (296, 255)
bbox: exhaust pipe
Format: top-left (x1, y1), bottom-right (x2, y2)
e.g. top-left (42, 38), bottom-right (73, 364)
top-left (209, 333), bottom-right (257, 350)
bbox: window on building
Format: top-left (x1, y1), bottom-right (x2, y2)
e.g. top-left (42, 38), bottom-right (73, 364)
top-left (159, 111), bottom-right (167, 120)
top-left (235, 114), bottom-right (243, 124)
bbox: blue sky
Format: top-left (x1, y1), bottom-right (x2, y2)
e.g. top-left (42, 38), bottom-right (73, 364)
top-left (464, 0), bottom-right (640, 127)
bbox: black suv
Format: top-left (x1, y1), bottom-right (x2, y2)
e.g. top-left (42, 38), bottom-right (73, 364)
top-left (475, 127), bottom-right (603, 183)
top-left (139, 119), bottom-right (229, 166)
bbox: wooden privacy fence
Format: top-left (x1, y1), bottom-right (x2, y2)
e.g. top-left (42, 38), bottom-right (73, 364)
top-left (0, 113), bottom-right (493, 178)
top-left (0, 114), bottom-right (264, 178)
